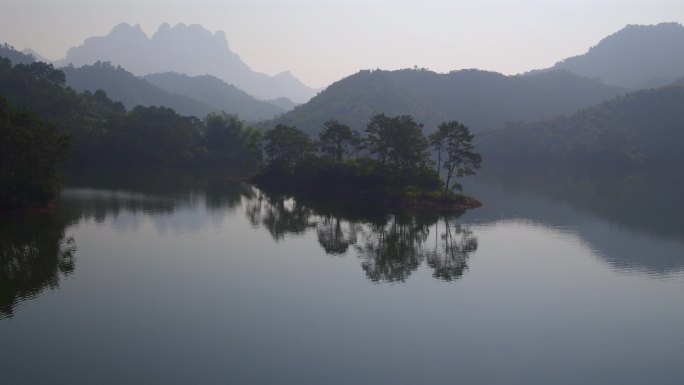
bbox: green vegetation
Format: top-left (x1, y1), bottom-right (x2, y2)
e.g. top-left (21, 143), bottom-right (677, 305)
top-left (266, 68), bottom-right (623, 137)
top-left (0, 54), bottom-right (265, 208)
top-left (477, 84), bottom-right (684, 166)
top-left (0, 96), bottom-right (70, 209)
top-left (430, 121), bottom-right (482, 194)
top-left (0, 57), bottom-right (261, 170)
top-left (254, 114), bottom-right (481, 210)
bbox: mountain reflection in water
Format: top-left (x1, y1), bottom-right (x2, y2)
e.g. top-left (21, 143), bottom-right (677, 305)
top-left (3, 166), bottom-right (683, 318)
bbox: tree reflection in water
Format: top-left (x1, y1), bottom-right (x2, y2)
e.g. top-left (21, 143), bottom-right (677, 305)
top-left (317, 215), bottom-right (358, 255)
top-left (245, 193), bottom-right (316, 241)
top-left (247, 191), bottom-right (479, 283)
top-left (427, 221), bottom-right (478, 281)
top-left (0, 214), bottom-right (76, 319)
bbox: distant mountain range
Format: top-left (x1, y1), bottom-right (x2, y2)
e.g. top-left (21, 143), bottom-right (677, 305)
top-left (551, 22), bottom-right (684, 89)
top-left (61, 63), bottom-right (291, 121)
top-left (265, 22), bottom-right (684, 138)
top-left (267, 68), bottom-right (624, 135)
top-left (477, 81), bottom-right (684, 166)
top-left (61, 62), bottom-right (216, 118)
top-left (56, 23), bottom-right (316, 103)
top-left (143, 72), bottom-right (285, 121)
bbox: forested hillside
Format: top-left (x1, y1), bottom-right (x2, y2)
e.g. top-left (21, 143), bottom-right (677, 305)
top-left (0, 57), bottom-right (260, 170)
top-left (553, 22), bottom-right (684, 88)
top-left (0, 43), bottom-right (35, 66)
top-left (477, 84), bottom-right (684, 166)
top-left (268, 68), bottom-right (623, 136)
top-left (144, 72), bottom-right (285, 121)
top-left (61, 62), bottom-right (216, 118)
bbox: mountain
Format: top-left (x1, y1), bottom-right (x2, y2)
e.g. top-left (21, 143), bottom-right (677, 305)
top-left (143, 72), bottom-right (285, 121)
top-left (266, 97), bottom-right (299, 111)
top-left (552, 22), bottom-right (684, 89)
top-left (267, 68), bottom-right (624, 136)
top-left (0, 43), bottom-right (35, 65)
top-left (57, 22), bottom-right (316, 103)
top-left (21, 48), bottom-right (49, 63)
top-left (477, 84), bottom-right (684, 166)
top-left (61, 62), bottom-right (216, 118)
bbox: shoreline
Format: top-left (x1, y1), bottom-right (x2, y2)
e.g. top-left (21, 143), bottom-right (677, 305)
top-left (252, 179), bottom-right (482, 213)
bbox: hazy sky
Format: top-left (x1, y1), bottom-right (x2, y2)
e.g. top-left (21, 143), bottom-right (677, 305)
top-left (2, 0), bottom-right (683, 88)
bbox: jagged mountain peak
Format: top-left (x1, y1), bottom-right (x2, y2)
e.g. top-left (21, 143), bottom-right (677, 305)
top-left (111, 22), bottom-right (145, 33)
top-left (57, 22), bottom-right (315, 102)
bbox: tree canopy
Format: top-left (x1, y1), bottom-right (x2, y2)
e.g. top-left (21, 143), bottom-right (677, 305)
top-left (318, 120), bottom-right (359, 162)
top-left (365, 114), bottom-right (430, 174)
top-left (429, 120), bottom-right (482, 193)
top-left (0, 96), bottom-right (71, 208)
top-left (255, 114), bottom-right (481, 209)
top-left (262, 124), bottom-right (315, 169)
top-left (0, 57), bottom-right (262, 171)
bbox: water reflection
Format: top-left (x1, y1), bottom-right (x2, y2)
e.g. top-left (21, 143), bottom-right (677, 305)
top-left (468, 165), bottom-right (684, 275)
top-left (64, 170), bottom-right (479, 286)
top-left (0, 214), bottom-right (76, 319)
top-left (64, 169), bottom-right (254, 219)
top-left (248, 192), bottom-right (479, 283)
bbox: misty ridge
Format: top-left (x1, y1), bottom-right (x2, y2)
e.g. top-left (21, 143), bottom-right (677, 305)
top-left (55, 22), bottom-right (316, 103)
top-left (1, 21), bottom-right (684, 171)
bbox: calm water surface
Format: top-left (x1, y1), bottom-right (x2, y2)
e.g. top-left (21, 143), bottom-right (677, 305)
top-left (2, 169), bottom-right (684, 385)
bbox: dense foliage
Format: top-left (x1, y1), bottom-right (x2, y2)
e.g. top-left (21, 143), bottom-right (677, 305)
top-left (0, 57), bottom-right (261, 170)
top-left (477, 85), bottom-right (684, 166)
top-left (255, 114), bottom-right (481, 208)
top-left (429, 121), bottom-right (482, 193)
top-left (0, 96), bottom-right (70, 208)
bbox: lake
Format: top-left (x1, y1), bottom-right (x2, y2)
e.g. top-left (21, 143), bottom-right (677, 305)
top-left (2, 168), bottom-right (684, 385)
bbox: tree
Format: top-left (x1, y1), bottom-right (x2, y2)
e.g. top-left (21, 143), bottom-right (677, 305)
top-left (0, 96), bottom-right (71, 208)
top-left (429, 121), bottom-right (482, 194)
top-left (262, 124), bottom-right (314, 168)
top-left (204, 113), bottom-right (244, 157)
top-left (318, 120), bottom-right (358, 162)
top-left (365, 114), bottom-right (430, 173)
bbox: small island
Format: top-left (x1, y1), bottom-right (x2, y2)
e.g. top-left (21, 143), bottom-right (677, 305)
top-left (252, 114), bottom-right (482, 212)
top-left (0, 56), bottom-right (481, 213)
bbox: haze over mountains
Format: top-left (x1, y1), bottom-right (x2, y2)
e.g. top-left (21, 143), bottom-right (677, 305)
top-left (477, 82), bottom-right (684, 166)
top-left (269, 68), bottom-right (624, 135)
top-left (552, 22), bottom-right (684, 89)
top-left (3, 21), bottom-right (684, 167)
top-left (61, 62), bottom-right (287, 121)
top-left (56, 23), bottom-right (316, 103)
top-left (143, 72), bottom-right (285, 121)
top-left (61, 62), bottom-right (216, 118)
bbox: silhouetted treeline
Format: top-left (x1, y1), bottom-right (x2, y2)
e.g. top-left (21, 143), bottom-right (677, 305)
top-left (0, 43), bottom-right (35, 66)
top-left (0, 57), bottom-right (260, 169)
top-left (0, 96), bottom-right (70, 208)
top-left (254, 114), bottom-right (481, 209)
